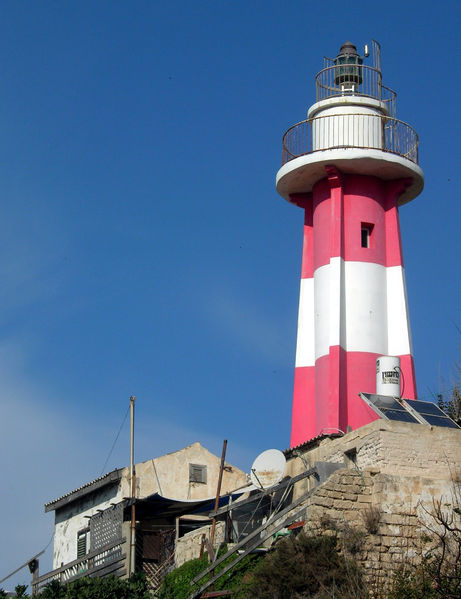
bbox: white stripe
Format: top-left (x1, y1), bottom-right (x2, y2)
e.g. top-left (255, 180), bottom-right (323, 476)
top-left (386, 266), bottom-right (412, 355)
top-left (342, 261), bottom-right (389, 354)
top-left (297, 259), bottom-right (412, 359)
top-left (295, 277), bottom-right (315, 367)
top-left (314, 258), bottom-right (342, 359)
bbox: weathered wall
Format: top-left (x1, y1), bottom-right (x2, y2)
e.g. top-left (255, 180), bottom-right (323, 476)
top-left (286, 420), bottom-right (461, 496)
top-left (285, 420), bottom-right (461, 591)
top-left (51, 443), bottom-right (246, 569)
top-left (53, 483), bottom-right (122, 568)
top-left (175, 522), bottom-right (225, 567)
top-left (122, 442), bottom-right (247, 501)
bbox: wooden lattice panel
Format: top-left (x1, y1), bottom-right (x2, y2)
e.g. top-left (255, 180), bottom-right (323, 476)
top-left (143, 562), bottom-right (162, 591)
top-left (90, 503), bottom-right (123, 551)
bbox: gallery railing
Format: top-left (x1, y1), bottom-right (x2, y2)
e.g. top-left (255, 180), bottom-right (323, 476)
top-left (281, 113), bottom-right (419, 166)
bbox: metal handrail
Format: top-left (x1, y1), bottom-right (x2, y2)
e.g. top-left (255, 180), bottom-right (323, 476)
top-left (281, 113), bottom-right (419, 166)
top-left (315, 65), bottom-right (397, 116)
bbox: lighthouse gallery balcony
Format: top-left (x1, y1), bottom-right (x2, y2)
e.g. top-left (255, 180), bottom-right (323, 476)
top-left (282, 66), bottom-right (419, 167)
top-left (276, 65), bottom-right (423, 206)
top-left (282, 113), bottom-right (419, 166)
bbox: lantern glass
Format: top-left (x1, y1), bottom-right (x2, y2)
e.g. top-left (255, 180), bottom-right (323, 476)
top-left (334, 54), bottom-right (363, 86)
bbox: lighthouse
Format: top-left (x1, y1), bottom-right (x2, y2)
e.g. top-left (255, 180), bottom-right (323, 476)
top-left (276, 41), bottom-right (424, 447)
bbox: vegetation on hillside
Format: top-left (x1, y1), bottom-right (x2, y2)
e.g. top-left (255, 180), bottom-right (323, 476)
top-left (159, 544), bottom-right (262, 599)
top-left (438, 387), bottom-right (461, 426)
top-left (0, 572), bottom-right (151, 599)
top-left (159, 532), bottom-right (368, 599)
top-left (3, 503), bottom-right (461, 599)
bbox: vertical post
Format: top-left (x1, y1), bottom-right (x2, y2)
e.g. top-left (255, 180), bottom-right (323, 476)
top-left (209, 439), bottom-right (227, 549)
top-left (175, 516), bottom-right (180, 542)
top-left (129, 395), bottom-right (136, 576)
top-left (29, 559), bottom-right (39, 597)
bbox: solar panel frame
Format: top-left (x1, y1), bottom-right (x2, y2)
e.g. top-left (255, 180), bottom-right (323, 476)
top-left (402, 399), bottom-right (460, 429)
top-left (378, 408), bottom-right (419, 423)
top-left (404, 400), bottom-right (447, 417)
top-left (359, 393), bottom-right (420, 424)
top-left (359, 394), bottom-right (461, 429)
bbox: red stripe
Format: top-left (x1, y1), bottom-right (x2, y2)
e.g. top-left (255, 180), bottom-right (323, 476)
top-left (291, 366), bottom-right (316, 447)
top-left (291, 349), bottom-right (417, 446)
top-left (301, 198), bottom-right (314, 279)
top-left (311, 173), bottom-right (407, 270)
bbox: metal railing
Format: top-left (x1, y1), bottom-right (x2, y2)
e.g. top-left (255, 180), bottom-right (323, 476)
top-left (315, 65), bottom-right (396, 117)
top-left (281, 113), bottom-right (419, 166)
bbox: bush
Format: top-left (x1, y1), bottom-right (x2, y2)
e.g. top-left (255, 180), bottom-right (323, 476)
top-left (158, 545), bottom-right (262, 599)
top-left (159, 555), bottom-right (209, 599)
top-left (161, 533), bottom-right (368, 599)
top-left (388, 563), bottom-right (437, 599)
top-left (37, 572), bottom-right (151, 599)
top-left (239, 532), bottom-right (368, 599)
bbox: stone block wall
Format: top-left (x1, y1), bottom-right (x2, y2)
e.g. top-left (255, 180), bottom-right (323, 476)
top-left (287, 420), bottom-right (461, 592)
top-left (300, 468), bottom-right (427, 590)
top-left (287, 420), bottom-right (461, 481)
top-left (175, 522), bottom-right (225, 567)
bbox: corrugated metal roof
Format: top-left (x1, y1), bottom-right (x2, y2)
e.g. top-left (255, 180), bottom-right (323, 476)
top-left (45, 468), bottom-right (124, 512)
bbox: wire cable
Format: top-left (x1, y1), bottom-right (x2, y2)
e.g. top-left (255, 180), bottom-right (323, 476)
top-left (98, 404), bottom-right (130, 477)
top-left (0, 532), bottom-right (54, 585)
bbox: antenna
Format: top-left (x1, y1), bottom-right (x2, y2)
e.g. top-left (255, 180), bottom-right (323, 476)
top-left (372, 39), bottom-right (381, 72)
top-left (250, 449), bottom-right (286, 489)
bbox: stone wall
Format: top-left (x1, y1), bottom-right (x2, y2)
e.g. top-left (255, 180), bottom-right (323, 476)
top-left (287, 419), bottom-right (461, 482)
top-left (175, 522), bottom-right (225, 567)
top-left (286, 419), bottom-right (461, 592)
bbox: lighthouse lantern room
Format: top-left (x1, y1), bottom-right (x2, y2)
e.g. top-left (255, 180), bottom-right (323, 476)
top-left (276, 41), bottom-right (424, 447)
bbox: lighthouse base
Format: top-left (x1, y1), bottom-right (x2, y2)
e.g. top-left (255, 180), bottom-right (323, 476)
top-left (291, 350), bottom-right (416, 447)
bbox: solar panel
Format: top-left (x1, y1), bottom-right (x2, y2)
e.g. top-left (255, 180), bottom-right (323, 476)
top-left (403, 399), bottom-right (460, 429)
top-left (380, 409), bottom-right (419, 423)
top-left (404, 400), bottom-right (444, 417)
top-left (359, 393), bottom-right (461, 429)
top-left (359, 393), bottom-right (420, 424)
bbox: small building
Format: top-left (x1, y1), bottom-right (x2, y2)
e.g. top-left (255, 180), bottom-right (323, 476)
top-left (35, 442), bottom-right (247, 594)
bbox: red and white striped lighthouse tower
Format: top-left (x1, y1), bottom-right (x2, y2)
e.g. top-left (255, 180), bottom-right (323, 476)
top-left (276, 41), bottom-right (424, 447)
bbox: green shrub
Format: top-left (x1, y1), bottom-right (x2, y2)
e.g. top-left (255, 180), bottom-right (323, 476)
top-left (159, 533), bottom-right (368, 599)
top-left (238, 532), bottom-right (368, 599)
top-left (37, 572), bottom-right (150, 599)
top-left (158, 545), bottom-right (261, 599)
top-left (388, 564), bottom-right (437, 599)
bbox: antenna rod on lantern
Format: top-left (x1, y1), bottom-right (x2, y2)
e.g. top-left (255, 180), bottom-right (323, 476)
top-left (129, 395), bottom-right (136, 575)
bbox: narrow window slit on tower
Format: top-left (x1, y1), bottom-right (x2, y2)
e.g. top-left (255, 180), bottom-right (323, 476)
top-left (361, 223), bottom-right (374, 248)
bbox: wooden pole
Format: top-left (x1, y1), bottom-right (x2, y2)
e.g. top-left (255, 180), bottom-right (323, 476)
top-left (210, 439), bottom-right (227, 550)
top-left (129, 396), bottom-right (136, 576)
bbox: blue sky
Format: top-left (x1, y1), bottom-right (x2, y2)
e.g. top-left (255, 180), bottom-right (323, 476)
top-left (1, 0), bottom-right (461, 590)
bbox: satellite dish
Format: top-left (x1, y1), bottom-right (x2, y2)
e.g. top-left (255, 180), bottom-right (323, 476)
top-left (250, 449), bottom-right (286, 489)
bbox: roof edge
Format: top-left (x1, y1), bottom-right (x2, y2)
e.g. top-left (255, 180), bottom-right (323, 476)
top-left (44, 468), bottom-right (124, 513)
